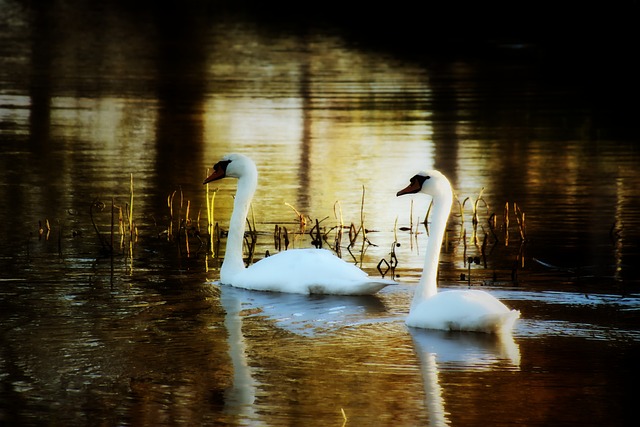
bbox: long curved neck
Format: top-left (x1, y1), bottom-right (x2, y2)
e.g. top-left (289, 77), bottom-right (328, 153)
top-left (221, 170), bottom-right (257, 281)
top-left (412, 191), bottom-right (452, 310)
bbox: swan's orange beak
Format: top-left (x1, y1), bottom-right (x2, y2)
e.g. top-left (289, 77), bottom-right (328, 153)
top-left (204, 159), bottom-right (232, 184)
top-left (396, 180), bottom-right (422, 196)
top-left (203, 167), bottom-right (226, 184)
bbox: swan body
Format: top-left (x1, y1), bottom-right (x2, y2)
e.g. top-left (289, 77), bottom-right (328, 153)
top-left (203, 153), bottom-right (397, 295)
top-left (397, 170), bottom-right (520, 334)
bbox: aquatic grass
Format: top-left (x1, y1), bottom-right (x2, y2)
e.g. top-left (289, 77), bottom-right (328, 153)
top-left (332, 201), bottom-right (344, 257)
top-left (461, 187), bottom-right (488, 246)
top-left (273, 225), bottom-right (290, 251)
top-left (163, 185), bottom-right (211, 261)
top-left (117, 204), bottom-right (125, 249)
top-left (167, 190), bottom-right (177, 241)
top-left (87, 175), bottom-right (138, 268)
top-left (488, 212), bottom-right (499, 243)
top-left (399, 184), bottom-right (530, 286)
top-left (128, 173), bottom-right (134, 239)
top-left (377, 217), bottom-right (399, 279)
top-left (345, 186), bottom-right (376, 267)
top-left (244, 207), bottom-right (258, 264)
top-left (469, 187), bottom-right (487, 227)
top-left (184, 200), bottom-right (192, 257)
top-left (502, 202), bottom-right (527, 246)
top-left (399, 200), bottom-right (415, 232)
top-left (280, 202), bottom-right (315, 249)
top-left (309, 218), bottom-right (323, 249)
top-left (40, 219), bottom-right (51, 241)
top-left (398, 200), bottom-right (422, 254)
top-left (285, 202), bottom-right (309, 234)
top-left (358, 185), bottom-right (372, 267)
top-left (424, 200), bottom-right (433, 234)
top-left (503, 202), bottom-right (510, 246)
top-left (273, 186), bottom-right (382, 270)
top-left (204, 174), bottom-right (220, 270)
top-left (514, 202), bottom-right (526, 241)
top-left (204, 184), bottom-right (256, 265)
top-left (125, 174), bottom-right (136, 272)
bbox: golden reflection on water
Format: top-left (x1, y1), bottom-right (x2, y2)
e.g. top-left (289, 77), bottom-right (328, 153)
top-left (216, 283), bottom-right (522, 426)
top-left (201, 32), bottom-right (435, 237)
top-left (1, 3), bottom-right (639, 426)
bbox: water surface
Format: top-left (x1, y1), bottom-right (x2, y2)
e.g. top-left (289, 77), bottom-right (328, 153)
top-left (1, 1), bottom-right (639, 426)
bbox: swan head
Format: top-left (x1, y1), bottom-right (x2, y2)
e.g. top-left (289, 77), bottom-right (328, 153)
top-left (396, 170), bottom-right (452, 200)
top-left (203, 153), bottom-right (257, 184)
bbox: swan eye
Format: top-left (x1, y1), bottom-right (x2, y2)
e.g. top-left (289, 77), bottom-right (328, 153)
top-left (214, 159), bottom-right (232, 172)
top-left (414, 174), bottom-right (428, 187)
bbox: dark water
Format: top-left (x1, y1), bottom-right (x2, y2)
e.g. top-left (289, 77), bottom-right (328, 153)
top-left (1, 1), bottom-right (639, 426)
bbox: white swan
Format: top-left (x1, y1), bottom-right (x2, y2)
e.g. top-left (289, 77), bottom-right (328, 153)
top-left (203, 153), bottom-right (397, 295)
top-left (397, 170), bottom-right (520, 334)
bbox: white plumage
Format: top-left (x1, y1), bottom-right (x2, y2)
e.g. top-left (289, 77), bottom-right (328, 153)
top-left (203, 153), bottom-right (396, 295)
top-left (397, 170), bottom-right (519, 334)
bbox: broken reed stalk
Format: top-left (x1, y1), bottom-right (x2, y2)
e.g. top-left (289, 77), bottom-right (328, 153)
top-left (274, 225), bottom-right (280, 251)
top-left (455, 193), bottom-right (464, 226)
top-left (424, 200), bottom-right (433, 236)
top-left (308, 218), bottom-right (323, 249)
top-left (462, 227), bottom-right (468, 264)
top-left (488, 212), bottom-right (499, 243)
top-left (481, 232), bottom-right (488, 267)
top-left (333, 201), bottom-right (344, 257)
top-left (185, 199), bottom-right (191, 256)
top-left (377, 217), bottom-right (399, 278)
top-left (167, 190), bottom-right (176, 241)
top-left (85, 175), bottom-right (137, 262)
top-left (459, 188), bottom-right (486, 246)
top-left (344, 186), bottom-right (370, 266)
top-left (359, 185), bottom-right (367, 267)
top-left (283, 226), bottom-right (289, 250)
top-left (196, 206), bottom-right (201, 232)
top-left (514, 202), bottom-right (526, 241)
top-left (214, 222), bottom-right (221, 258)
top-left (502, 201), bottom-right (526, 245)
top-left (129, 173), bottom-right (134, 238)
top-left (205, 174), bottom-right (217, 257)
top-left (244, 207), bottom-right (257, 265)
top-left (472, 187), bottom-right (486, 226)
top-left (503, 202), bottom-right (510, 246)
top-left (341, 408), bottom-right (348, 427)
top-left (410, 199), bottom-right (414, 233)
top-left (111, 198), bottom-right (115, 255)
top-left (118, 206), bottom-right (125, 250)
top-left (274, 224), bottom-right (292, 252)
top-left (503, 202), bottom-right (510, 228)
top-left (128, 173), bottom-right (135, 268)
top-left (167, 189), bottom-right (179, 242)
top-left (285, 202), bottom-right (307, 233)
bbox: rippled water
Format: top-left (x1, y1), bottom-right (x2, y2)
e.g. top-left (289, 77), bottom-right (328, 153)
top-left (1, 1), bottom-right (639, 426)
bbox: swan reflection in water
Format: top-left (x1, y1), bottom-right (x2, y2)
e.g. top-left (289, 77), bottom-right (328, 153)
top-left (220, 282), bottom-right (389, 336)
top-left (218, 282), bottom-right (520, 425)
top-left (409, 327), bottom-right (521, 426)
top-left (218, 282), bottom-right (389, 420)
